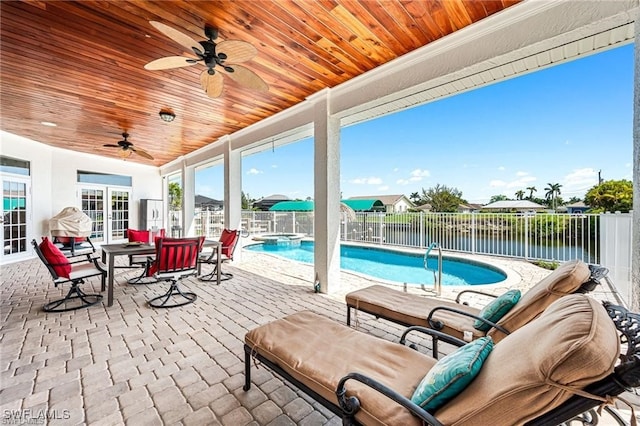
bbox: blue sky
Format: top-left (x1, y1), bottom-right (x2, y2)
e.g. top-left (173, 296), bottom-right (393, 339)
top-left (196, 44), bottom-right (633, 204)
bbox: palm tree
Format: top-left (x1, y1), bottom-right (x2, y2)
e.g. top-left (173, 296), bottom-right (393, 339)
top-left (544, 182), bottom-right (562, 210)
top-left (526, 186), bottom-right (537, 200)
top-left (409, 192), bottom-right (420, 204)
top-left (515, 190), bottom-right (525, 200)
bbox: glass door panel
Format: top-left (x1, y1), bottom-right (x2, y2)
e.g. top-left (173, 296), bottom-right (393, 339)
top-left (1, 176), bottom-right (30, 262)
top-left (81, 188), bottom-right (105, 243)
top-left (80, 186), bottom-right (130, 243)
top-left (108, 188), bottom-right (129, 242)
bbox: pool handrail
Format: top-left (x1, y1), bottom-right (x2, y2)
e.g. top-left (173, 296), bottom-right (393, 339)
top-left (424, 242), bottom-right (442, 296)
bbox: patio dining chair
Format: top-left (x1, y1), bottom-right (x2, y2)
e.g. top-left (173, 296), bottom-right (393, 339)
top-left (32, 237), bottom-right (105, 312)
top-left (345, 259), bottom-right (607, 349)
top-left (147, 236), bottom-right (204, 308)
top-left (198, 229), bottom-right (240, 282)
top-left (126, 228), bottom-right (165, 284)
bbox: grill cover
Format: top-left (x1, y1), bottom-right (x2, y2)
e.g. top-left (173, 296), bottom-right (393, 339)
top-left (49, 207), bottom-right (93, 237)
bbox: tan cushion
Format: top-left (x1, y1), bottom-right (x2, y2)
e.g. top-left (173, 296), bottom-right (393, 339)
top-left (245, 311), bottom-right (435, 426)
top-left (436, 294), bottom-right (619, 425)
top-left (488, 259), bottom-right (591, 342)
top-left (346, 285), bottom-right (484, 340)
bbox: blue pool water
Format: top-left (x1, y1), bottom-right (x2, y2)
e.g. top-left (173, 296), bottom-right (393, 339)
top-left (245, 241), bottom-right (507, 286)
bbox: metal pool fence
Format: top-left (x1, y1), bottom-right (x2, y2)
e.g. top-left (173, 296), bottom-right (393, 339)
top-left (185, 210), bottom-right (603, 264)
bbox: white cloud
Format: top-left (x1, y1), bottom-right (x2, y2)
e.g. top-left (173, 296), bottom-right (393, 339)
top-left (562, 168), bottom-right (598, 196)
top-left (247, 168), bottom-right (263, 175)
top-left (410, 169), bottom-right (430, 178)
top-left (506, 175), bottom-right (536, 188)
top-left (271, 164), bottom-right (278, 168)
top-left (378, 185), bottom-right (389, 191)
top-left (349, 176), bottom-right (383, 185)
top-left (395, 168), bottom-right (430, 185)
top-left (490, 171), bottom-right (538, 190)
top-left (393, 168), bottom-right (399, 172)
top-left (498, 166), bottom-right (505, 171)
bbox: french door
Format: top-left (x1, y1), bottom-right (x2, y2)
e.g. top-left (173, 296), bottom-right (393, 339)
top-left (79, 185), bottom-right (131, 244)
top-left (1, 175), bottom-right (31, 263)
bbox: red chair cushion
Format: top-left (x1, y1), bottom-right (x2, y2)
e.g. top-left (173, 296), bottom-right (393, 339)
top-left (39, 237), bottom-right (71, 278)
top-left (128, 229), bottom-right (149, 243)
top-left (128, 228), bottom-right (166, 243)
top-left (219, 229), bottom-right (239, 258)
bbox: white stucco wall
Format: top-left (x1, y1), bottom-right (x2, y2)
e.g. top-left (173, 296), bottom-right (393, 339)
top-left (1, 131), bottom-right (162, 252)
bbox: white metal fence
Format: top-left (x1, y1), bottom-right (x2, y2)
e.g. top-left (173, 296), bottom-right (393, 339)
top-left (179, 209), bottom-right (633, 305)
top-left (186, 210), bottom-right (603, 264)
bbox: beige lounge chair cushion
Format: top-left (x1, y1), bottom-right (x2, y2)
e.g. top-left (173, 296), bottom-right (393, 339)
top-left (436, 294), bottom-right (619, 425)
top-left (245, 311), bottom-right (434, 426)
top-left (489, 259), bottom-right (591, 342)
top-left (345, 285), bottom-right (484, 341)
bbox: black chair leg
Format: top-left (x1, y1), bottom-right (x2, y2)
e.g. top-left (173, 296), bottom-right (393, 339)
top-left (44, 282), bottom-right (103, 312)
top-left (199, 264), bottom-right (233, 282)
top-left (127, 260), bottom-right (158, 285)
top-left (148, 280), bottom-right (197, 308)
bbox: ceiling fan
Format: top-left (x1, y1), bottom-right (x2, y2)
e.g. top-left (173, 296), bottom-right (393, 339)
top-left (144, 21), bottom-right (268, 98)
top-left (103, 133), bottom-right (154, 160)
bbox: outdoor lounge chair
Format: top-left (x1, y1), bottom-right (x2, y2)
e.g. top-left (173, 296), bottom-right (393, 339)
top-left (244, 294), bottom-right (639, 426)
top-left (32, 237), bottom-right (105, 312)
top-left (345, 259), bottom-right (607, 346)
top-left (147, 236), bottom-right (204, 308)
top-left (198, 228), bottom-right (239, 282)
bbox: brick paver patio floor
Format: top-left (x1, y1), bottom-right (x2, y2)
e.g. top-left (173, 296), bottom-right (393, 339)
top-left (0, 248), bottom-right (635, 425)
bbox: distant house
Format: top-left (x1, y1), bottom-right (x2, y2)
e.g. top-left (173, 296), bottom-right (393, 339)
top-left (481, 200), bottom-right (545, 212)
top-left (195, 195), bottom-right (223, 211)
top-left (347, 194), bottom-right (414, 213)
top-left (458, 203), bottom-right (484, 213)
top-left (252, 194), bottom-right (291, 211)
top-left (565, 201), bottom-right (588, 214)
top-left (414, 203), bottom-right (433, 212)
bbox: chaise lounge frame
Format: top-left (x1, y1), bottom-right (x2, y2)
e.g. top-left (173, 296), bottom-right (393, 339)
top-left (346, 261), bottom-right (608, 350)
top-left (244, 300), bottom-right (640, 426)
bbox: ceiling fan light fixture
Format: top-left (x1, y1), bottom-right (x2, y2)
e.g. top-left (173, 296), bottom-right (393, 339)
top-left (159, 110), bottom-right (176, 122)
top-left (118, 149), bottom-right (132, 159)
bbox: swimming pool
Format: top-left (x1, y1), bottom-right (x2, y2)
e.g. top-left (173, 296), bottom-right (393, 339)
top-left (245, 241), bottom-right (507, 286)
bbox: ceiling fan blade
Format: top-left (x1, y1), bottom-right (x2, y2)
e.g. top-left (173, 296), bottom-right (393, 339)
top-left (223, 65), bottom-right (268, 92)
top-left (144, 56), bottom-right (197, 70)
top-left (103, 144), bottom-right (120, 148)
top-left (200, 71), bottom-right (224, 98)
top-left (150, 21), bottom-right (202, 54)
top-left (130, 147), bottom-right (154, 160)
top-left (216, 40), bottom-right (257, 63)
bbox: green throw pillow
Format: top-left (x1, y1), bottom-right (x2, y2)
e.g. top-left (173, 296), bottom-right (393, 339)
top-left (473, 289), bottom-right (522, 332)
top-left (411, 336), bottom-right (493, 412)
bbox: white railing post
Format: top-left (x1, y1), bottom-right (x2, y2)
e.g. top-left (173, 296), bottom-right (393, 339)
top-left (524, 212), bottom-right (529, 260)
top-left (419, 211), bottom-right (424, 248)
top-left (471, 212), bottom-right (476, 254)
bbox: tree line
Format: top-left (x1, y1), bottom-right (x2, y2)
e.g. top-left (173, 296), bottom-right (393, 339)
top-left (408, 179), bottom-right (632, 213)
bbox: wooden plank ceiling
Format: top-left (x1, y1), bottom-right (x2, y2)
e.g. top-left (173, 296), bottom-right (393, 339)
top-left (0, 0), bottom-right (518, 166)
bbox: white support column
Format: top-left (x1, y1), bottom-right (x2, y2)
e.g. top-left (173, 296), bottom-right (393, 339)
top-left (311, 89), bottom-right (341, 293)
top-left (631, 12), bottom-right (639, 311)
top-left (224, 135), bottom-right (243, 261)
top-left (182, 162), bottom-right (196, 237)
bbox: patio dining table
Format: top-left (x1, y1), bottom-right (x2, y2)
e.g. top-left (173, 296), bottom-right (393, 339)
top-left (100, 239), bottom-right (221, 307)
